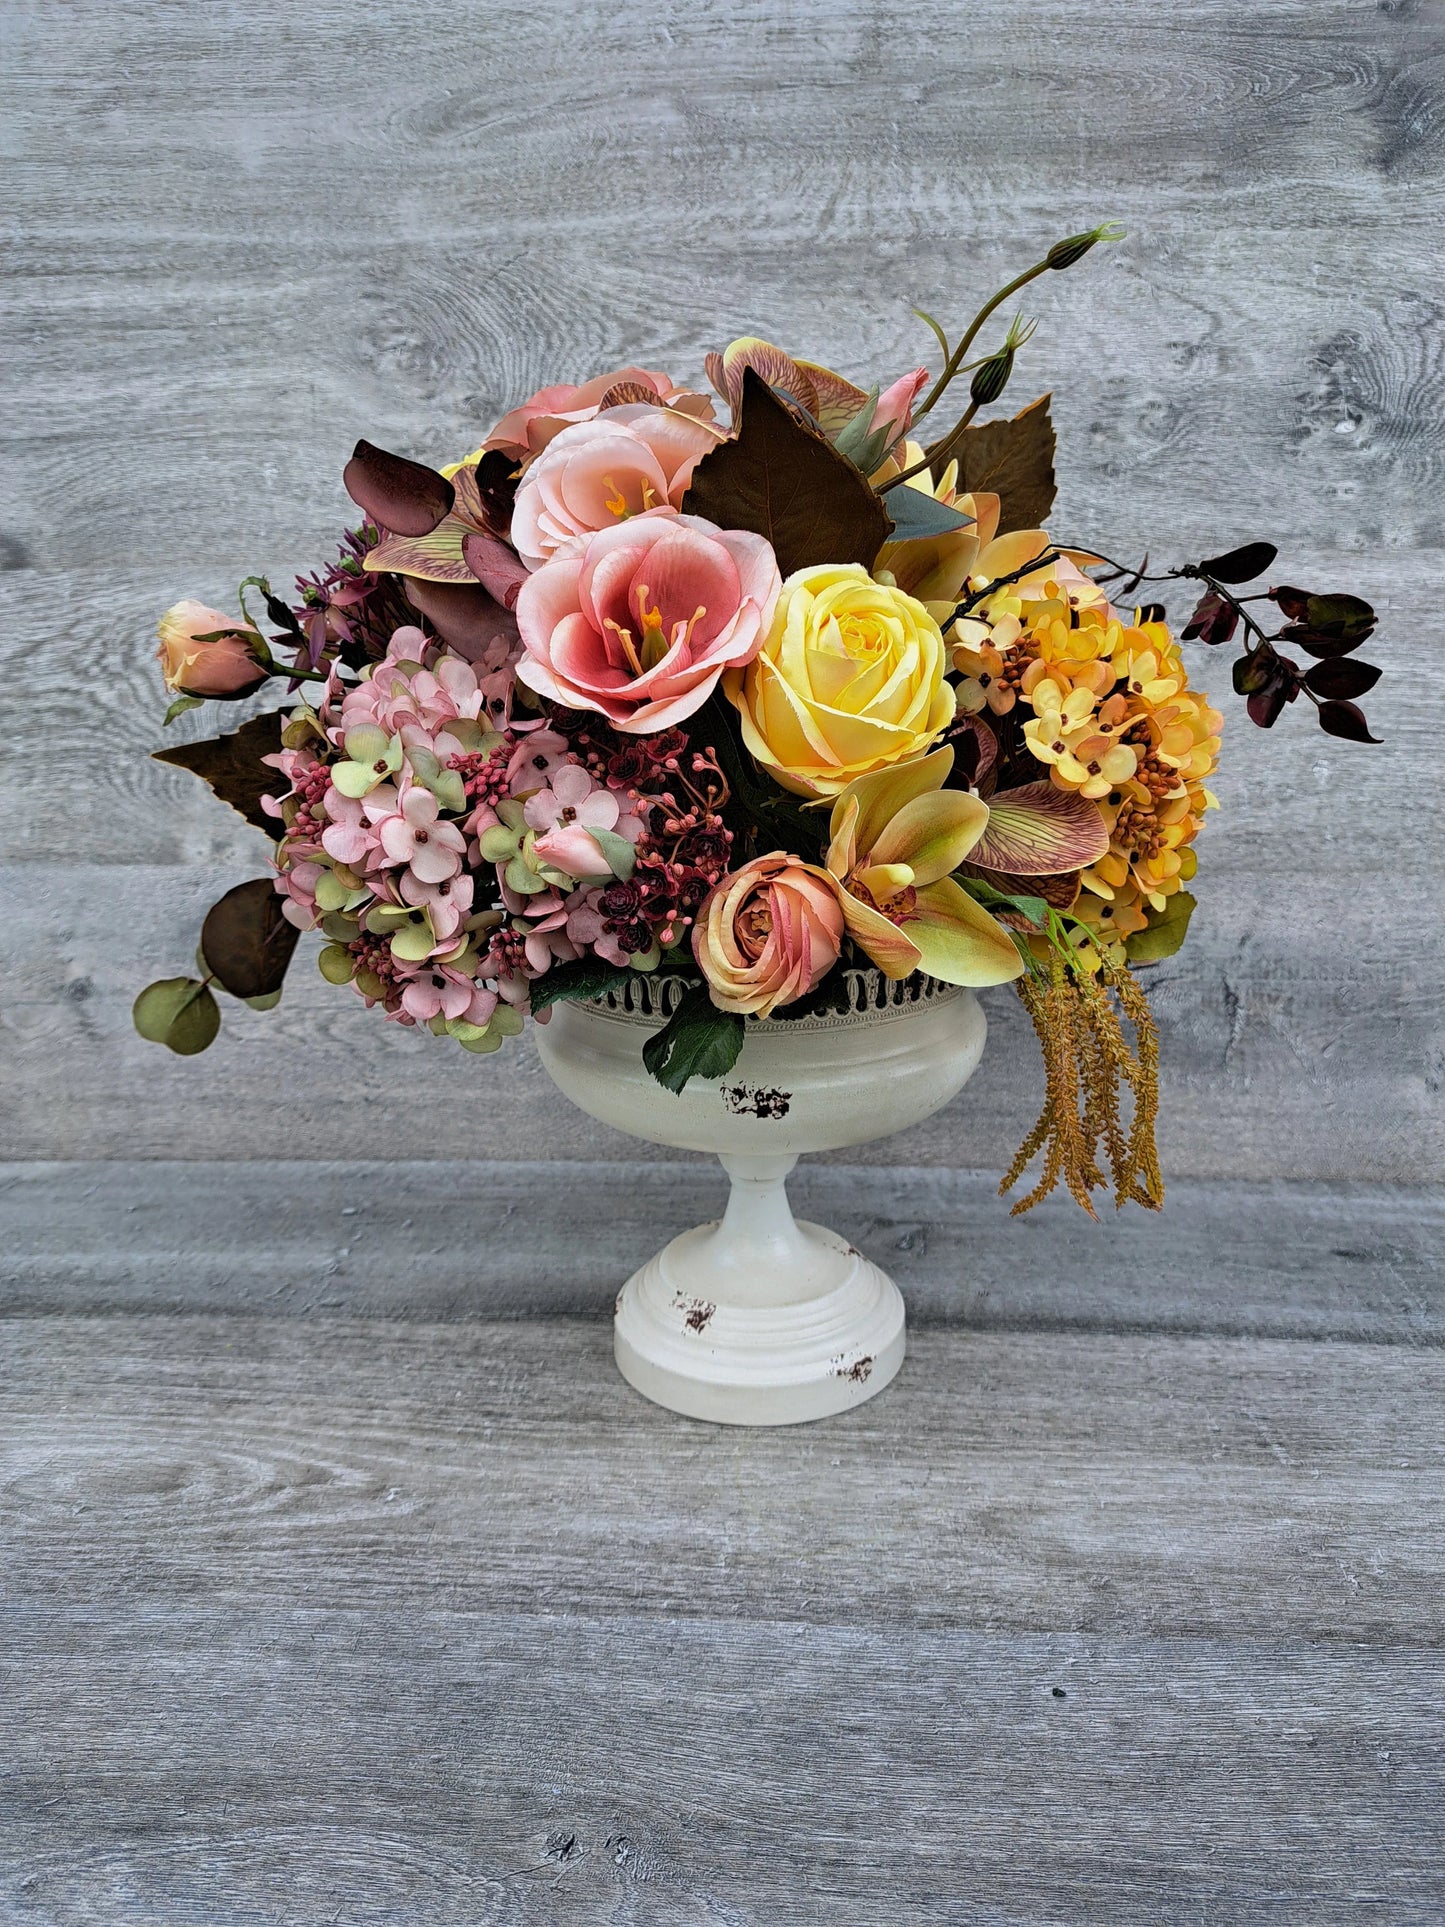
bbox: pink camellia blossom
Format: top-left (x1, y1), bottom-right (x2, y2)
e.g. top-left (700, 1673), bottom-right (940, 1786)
top-left (485, 368), bottom-right (715, 463)
top-left (693, 852), bottom-right (845, 1018)
top-left (509, 406), bottom-right (723, 570)
top-left (378, 787), bottom-right (467, 883)
top-left (515, 507), bottom-right (781, 733)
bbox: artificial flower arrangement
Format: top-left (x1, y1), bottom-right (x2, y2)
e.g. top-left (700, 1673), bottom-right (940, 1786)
top-left (136, 225), bottom-right (1385, 1217)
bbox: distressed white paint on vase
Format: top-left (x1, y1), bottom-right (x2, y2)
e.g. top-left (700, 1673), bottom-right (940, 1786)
top-left (535, 970), bottom-right (987, 1426)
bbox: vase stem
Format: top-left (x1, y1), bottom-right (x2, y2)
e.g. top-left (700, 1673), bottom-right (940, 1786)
top-left (703, 1152), bottom-right (847, 1310)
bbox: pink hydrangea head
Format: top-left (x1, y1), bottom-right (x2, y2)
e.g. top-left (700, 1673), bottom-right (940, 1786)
top-left (484, 368), bottom-right (715, 463)
top-left (377, 785), bottom-right (467, 883)
top-left (509, 406), bottom-right (723, 570)
top-left (693, 853), bottom-right (845, 1018)
top-left (514, 508), bottom-right (781, 733)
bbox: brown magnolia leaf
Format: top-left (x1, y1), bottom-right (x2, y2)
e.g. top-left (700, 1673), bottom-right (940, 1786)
top-left (682, 368), bottom-right (889, 576)
top-left (343, 440), bottom-right (454, 536)
top-left (153, 708), bottom-right (287, 834)
top-left (201, 878), bottom-right (301, 1000)
top-left (951, 395), bottom-right (1057, 535)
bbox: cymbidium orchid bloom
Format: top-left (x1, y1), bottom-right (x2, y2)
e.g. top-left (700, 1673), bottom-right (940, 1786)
top-left (823, 749), bottom-right (1022, 987)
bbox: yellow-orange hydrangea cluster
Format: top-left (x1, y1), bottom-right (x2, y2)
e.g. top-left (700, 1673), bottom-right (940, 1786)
top-left (954, 578), bottom-right (1223, 949)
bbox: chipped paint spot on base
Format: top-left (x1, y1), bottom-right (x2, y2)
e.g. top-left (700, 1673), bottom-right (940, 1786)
top-left (673, 1292), bottom-right (716, 1333)
top-left (834, 1354), bottom-right (874, 1383)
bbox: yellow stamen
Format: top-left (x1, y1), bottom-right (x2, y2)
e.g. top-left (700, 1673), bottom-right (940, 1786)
top-left (602, 616), bottom-right (644, 678)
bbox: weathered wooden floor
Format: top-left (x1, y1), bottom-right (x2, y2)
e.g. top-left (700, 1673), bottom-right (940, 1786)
top-left (2, 1165), bottom-right (1442, 1923)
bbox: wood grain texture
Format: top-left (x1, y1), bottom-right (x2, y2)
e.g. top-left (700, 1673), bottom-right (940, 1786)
top-left (3, 1159), bottom-right (1442, 1343)
top-left (5, 7), bottom-right (1445, 1918)
top-left (2, 1316), bottom-right (1443, 1923)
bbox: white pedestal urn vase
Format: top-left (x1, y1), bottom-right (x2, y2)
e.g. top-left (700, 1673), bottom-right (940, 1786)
top-left (535, 968), bottom-right (987, 1426)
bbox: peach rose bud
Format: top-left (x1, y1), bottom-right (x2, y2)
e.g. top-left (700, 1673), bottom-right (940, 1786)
top-left (156, 601), bottom-right (267, 697)
top-left (693, 852), bottom-right (845, 1018)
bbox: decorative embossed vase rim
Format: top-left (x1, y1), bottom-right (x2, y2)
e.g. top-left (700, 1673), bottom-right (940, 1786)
top-left (583, 964), bottom-right (965, 1031)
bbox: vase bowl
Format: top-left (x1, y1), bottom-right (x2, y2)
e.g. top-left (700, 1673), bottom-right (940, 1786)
top-left (535, 971), bottom-right (987, 1426)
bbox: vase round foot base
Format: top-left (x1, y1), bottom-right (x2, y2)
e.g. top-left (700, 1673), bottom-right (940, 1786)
top-left (613, 1221), bottom-right (906, 1427)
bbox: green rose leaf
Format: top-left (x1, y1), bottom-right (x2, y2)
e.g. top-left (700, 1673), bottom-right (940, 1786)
top-left (528, 957), bottom-right (637, 1014)
top-left (584, 826), bottom-right (637, 881)
top-left (832, 390), bottom-right (891, 474)
top-left (1126, 890), bottom-right (1197, 965)
top-left (642, 982), bottom-right (746, 1094)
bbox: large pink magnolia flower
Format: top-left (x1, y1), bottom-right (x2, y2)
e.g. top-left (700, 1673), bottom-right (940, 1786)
top-left (509, 406), bottom-right (723, 570)
top-left (485, 367), bottom-right (715, 463)
top-left (515, 508), bottom-right (781, 733)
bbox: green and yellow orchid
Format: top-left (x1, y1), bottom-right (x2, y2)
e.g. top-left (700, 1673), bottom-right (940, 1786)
top-left (824, 748), bottom-right (1024, 986)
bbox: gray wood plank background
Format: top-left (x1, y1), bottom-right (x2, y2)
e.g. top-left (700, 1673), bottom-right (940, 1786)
top-left (3, 1), bottom-right (1443, 1920)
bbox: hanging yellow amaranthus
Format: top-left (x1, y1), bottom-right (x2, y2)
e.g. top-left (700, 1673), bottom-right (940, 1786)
top-left (1000, 947), bottom-right (1164, 1217)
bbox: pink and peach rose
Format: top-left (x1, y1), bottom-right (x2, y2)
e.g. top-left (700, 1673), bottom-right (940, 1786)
top-left (156, 601), bottom-right (266, 698)
top-left (509, 405), bottom-right (723, 570)
top-left (485, 368), bottom-right (715, 464)
top-left (514, 507), bottom-right (781, 733)
top-left (693, 853), bottom-right (845, 1018)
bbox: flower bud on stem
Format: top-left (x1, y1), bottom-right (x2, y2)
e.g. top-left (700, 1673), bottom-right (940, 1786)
top-left (882, 227), bottom-right (1122, 494)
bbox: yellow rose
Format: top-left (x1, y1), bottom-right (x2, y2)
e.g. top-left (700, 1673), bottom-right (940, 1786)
top-left (724, 564), bottom-right (955, 798)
